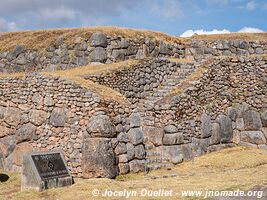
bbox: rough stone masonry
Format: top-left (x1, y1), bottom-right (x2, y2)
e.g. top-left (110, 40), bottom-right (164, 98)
top-left (0, 30), bottom-right (266, 178)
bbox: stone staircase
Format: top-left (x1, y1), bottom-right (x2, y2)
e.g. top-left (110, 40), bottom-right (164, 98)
top-left (137, 61), bottom-right (199, 171)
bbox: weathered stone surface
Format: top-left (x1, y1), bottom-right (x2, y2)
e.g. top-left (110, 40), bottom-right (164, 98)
top-left (143, 127), bottom-right (163, 146)
top-left (0, 136), bottom-right (16, 157)
top-left (227, 107), bottom-right (237, 121)
top-left (162, 133), bottom-right (184, 145)
top-left (134, 145), bottom-right (145, 159)
top-left (89, 47), bottom-right (107, 62)
top-left (200, 113), bottom-right (212, 138)
top-left (236, 118), bottom-right (244, 131)
top-left (243, 110), bottom-right (262, 130)
top-left (210, 123), bottom-right (220, 145)
top-left (127, 128), bottom-right (144, 145)
top-left (11, 142), bottom-right (33, 166)
top-left (15, 123), bottom-right (36, 143)
top-left (207, 143), bottom-right (236, 153)
top-left (118, 163), bottom-right (130, 175)
top-left (162, 144), bottom-right (192, 162)
top-left (170, 153), bottom-right (183, 165)
top-left (118, 154), bottom-right (128, 163)
top-left (232, 130), bottom-right (241, 144)
top-left (129, 159), bottom-right (145, 173)
top-left (50, 108), bottom-right (67, 127)
top-left (117, 132), bottom-right (129, 143)
top-left (216, 115), bottom-right (233, 143)
top-left (261, 110), bottom-right (267, 127)
top-left (164, 125), bottom-right (178, 134)
top-left (82, 138), bottom-right (118, 179)
top-left (114, 143), bottom-right (127, 155)
top-left (191, 138), bottom-right (210, 157)
top-left (0, 126), bottom-right (11, 138)
top-left (86, 115), bottom-right (116, 138)
top-left (29, 109), bottom-right (48, 126)
top-left (126, 143), bottom-right (135, 161)
top-left (4, 107), bottom-right (21, 126)
top-left (129, 113), bottom-right (141, 128)
top-left (240, 131), bottom-right (266, 145)
top-left (90, 32), bottom-right (108, 47)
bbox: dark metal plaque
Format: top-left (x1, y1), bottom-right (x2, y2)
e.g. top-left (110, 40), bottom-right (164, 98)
top-left (31, 153), bottom-right (69, 180)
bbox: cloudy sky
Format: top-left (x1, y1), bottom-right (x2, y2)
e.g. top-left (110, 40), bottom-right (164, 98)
top-left (0, 0), bottom-right (266, 36)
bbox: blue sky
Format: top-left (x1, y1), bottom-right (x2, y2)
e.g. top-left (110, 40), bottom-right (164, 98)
top-left (0, 0), bottom-right (266, 36)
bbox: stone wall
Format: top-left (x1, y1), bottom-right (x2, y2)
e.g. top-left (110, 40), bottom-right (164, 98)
top-left (0, 74), bottom-right (147, 177)
top-left (84, 58), bottom-right (195, 104)
top-left (0, 32), bottom-right (185, 73)
top-left (186, 39), bottom-right (267, 60)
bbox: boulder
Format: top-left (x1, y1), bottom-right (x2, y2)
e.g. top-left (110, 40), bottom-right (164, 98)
top-left (15, 123), bottom-right (36, 143)
top-left (49, 108), bottom-right (67, 127)
top-left (216, 115), bottom-right (233, 143)
top-left (82, 138), bottom-right (118, 179)
top-left (134, 145), bottom-right (145, 159)
top-left (143, 127), bottom-right (163, 146)
top-left (4, 107), bottom-right (21, 126)
top-left (114, 143), bottom-right (127, 155)
top-left (240, 131), bottom-right (266, 145)
top-left (129, 159), bottom-right (145, 173)
top-left (112, 49), bottom-right (126, 60)
top-left (127, 128), bottom-right (144, 145)
top-left (89, 32), bottom-right (108, 47)
top-left (86, 115), bottom-right (116, 138)
top-left (164, 125), bottom-right (178, 134)
top-left (0, 136), bottom-right (16, 157)
top-left (11, 142), bottom-right (33, 166)
top-left (261, 110), bottom-right (267, 127)
top-left (162, 144), bottom-right (192, 162)
top-left (200, 113), bottom-right (212, 138)
top-left (129, 113), bottom-right (141, 128)
top-left (29, 109), bottom-right (48, 126)
top-left (0, 126), bottom-right (11, 138)
top-left (89, 47), bottom-right (107, 62)
top-left (118, 163), bottom-right (130, 175)
top-left (243, 110), bottom-right (262, 130)
top-left (210, 123), bottom-right (220, 145)
top-left (163, 133), bottom-right (184, 145)
top-left (227, 107), bottom-right (237, 121)
top-left (191, 138), bottom-right (210, 157)
top-left (126, 143), bottom-right (135, 161)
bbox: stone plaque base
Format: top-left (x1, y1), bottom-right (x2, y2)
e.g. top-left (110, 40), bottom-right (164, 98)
top-left (22, 151), bottom-right (73, 191)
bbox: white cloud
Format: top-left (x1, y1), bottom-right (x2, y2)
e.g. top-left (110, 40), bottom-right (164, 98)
top-left (180, 27), bottom-right (264, 37)
top-left (150, 0), bottom-right (184, 19)
top-left (0, 18), bottom-right (17, 32)
top-left (180, 29), bottom-right (230, 37)
top-left (238, 27), bottom-right (264, 33)
top-left (246, 1), bottom-right (256, 11)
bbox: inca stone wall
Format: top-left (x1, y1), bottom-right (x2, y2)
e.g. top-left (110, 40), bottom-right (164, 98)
top-left (186, 39), bottom-right (267, 60)
top-left (0, 31), bottom-right (267, 179)
top-left (0, 74), bottom-right (147, 177)
top-left (0, 32), bottom-right (185, 73)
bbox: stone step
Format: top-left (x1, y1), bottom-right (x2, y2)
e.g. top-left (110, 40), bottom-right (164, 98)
top-left (146, 151), bottom-right (161, 157)
top-left (146, 163), bottom-right (173, 171)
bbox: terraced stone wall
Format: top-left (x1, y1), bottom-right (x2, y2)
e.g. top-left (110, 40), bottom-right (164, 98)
top-left (0, 74), bottom-right (148, 178)
top-left (0, 32), bottom-right (185, 73)
top-left (186, 39), bottom-right (267, 60)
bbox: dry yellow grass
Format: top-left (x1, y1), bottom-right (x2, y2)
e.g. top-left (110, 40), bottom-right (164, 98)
top-left (0, 26), bottom-right (185, 52)
top-left (191, 32), bottom-right (267, 41)
top-left (41, 60), bottom-right (141, 105)
top-left (1, 147), bottom-right (267, 200)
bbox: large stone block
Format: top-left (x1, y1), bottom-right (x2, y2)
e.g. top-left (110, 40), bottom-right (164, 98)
top-left (127, 128), bottom-right (144, 145)
top-left (142, 126), bottom-right (163, 146)
top-left (0, 125), bottom-right (11, 138)
top-left (261, 110), bottom-right (267, 127)
top-left (240, 131), bottom-right (266, 145)
top-left (242, 110), bottom-right (262, 131)
top-left (191, 138), bottom-right (210, 157)
top-left (82, 138), bottom-right (118, 179)
top-left (89, 47), bottom-right (107, 63)
top-left (89, 32), bottom-right (108, 47)
top-left (49, 108), bottom-right (67, 127)
top-left (4, 107), bottom-right (21, 126)
top-left (29, 109), bottom-right (48, 126)
top-left (200, 113), bottom-right (212, 138)
top-left (15, 123), bottom-right (36, 143)
top-left (129, 159), bottom-right (145, 173)
top-left (10, 142), bottom-right (33, 166)
top-left (129, 113), bottom-right (141, 128)
top-left (86, 115), bottom-right (116, 138)
top-left (0, 136), bottom-right (16, 158)
top-left (216, 114), bottom-right (233, 143)
top-left (164, 125), bottom-right (178, 134)
top-left (210, 123), bottom-right (220, 145)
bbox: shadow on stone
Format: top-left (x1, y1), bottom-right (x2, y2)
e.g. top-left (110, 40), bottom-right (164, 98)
top-left (0, 173), bottom-right (10, 182)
